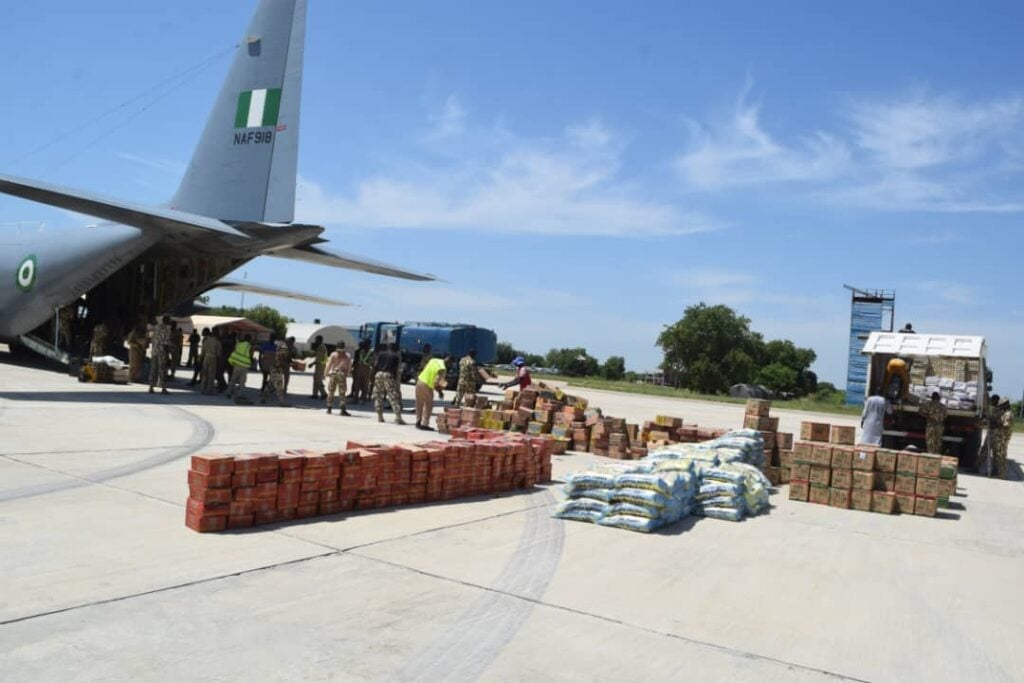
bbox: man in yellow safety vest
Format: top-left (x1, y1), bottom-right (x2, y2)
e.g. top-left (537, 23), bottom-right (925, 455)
top-left (415, 355), bottom-right (453, 431)
top-left (226, 334), bottom-right (254, 401)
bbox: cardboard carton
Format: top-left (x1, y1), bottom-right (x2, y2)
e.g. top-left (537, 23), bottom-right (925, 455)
top-left (793, 442), bottom-right (815, 464)
top-left (779, 450), bottom-right (794, 468)
top-left (877, 473), bottom-right (896, 492)
top-left (801, 422), bottom-right (831, 443)
top-left (897, 452), bottom-right (918, 475)
top-left (850, 489), bottom-right (872, 511)
top-left (829, 425), bottom-right (855, 445)
top-left (915, 477), bottom-right (940, 498)
top-left (895, 474), bottom-right (917, 495)
top-left (831, 447), bottom-right (854, 469)
top-left (871, 492), bottom-right (896, 514)
top-left (789, 481), bottom-right (809, 501)
top-left (779, 465), bottom-right (792, 484)
top-left (777, 433), bottom-right (794, 450)
top-left (874, 449), bottom-right (898, 473)
top-left (809, 484), bottom-right (830, 505)
top-left (745, 399), bottom-right (771, 417)
top-left (914, 496), bottom-right (937, 517)
top-left (830, 468), bottom-right (852, 489)
top-left (811, 444), bottom-right (833, 466)
top-left (852, 447), bottom-right (876, 471)
top-left (916, 454), bottom-right (942, 478)
top-left (809, 465), bottom-right (831, 486)
top-left (937, 478), bottom-right (955, 498)
top-left (765, 467), bottom-right (781, 485)
top-left (790, 462), bottom-right (809, 482)
top-left (895, 493), bottom-right (916, 514)
top-left (852, 470), bottom-right (875, 490)
top-left (829, 488), bottom-right (851, 509)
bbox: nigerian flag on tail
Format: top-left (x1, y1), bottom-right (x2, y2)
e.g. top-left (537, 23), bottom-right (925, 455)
top-left (235, 88), bottom-right (282, 128)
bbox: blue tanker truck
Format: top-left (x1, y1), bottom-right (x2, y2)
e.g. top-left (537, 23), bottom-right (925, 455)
top-left (357, 322), bottom-right (498, 385)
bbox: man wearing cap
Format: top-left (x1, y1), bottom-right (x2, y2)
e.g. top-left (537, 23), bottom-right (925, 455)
top-left (500, 357), bottom-right (532, 391)
top-left (415, 354), bottom-right (452, 430)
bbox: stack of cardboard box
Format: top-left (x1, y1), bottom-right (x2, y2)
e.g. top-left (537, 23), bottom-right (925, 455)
top-left (740, 399), bottom-right (794, 487)
top-left (787, 422), bottom-right (956, 517)
top-left (185, 433), bottom-right (555, 533)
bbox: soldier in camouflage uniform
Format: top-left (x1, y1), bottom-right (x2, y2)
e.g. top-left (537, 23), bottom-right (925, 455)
top-left (991, 397), bottom-right (1013, 478)
top-left (261, 339), bottom-right (291, 406)
top-left (324, 342), bottom-right (352, 416)
top-left (452, 348), bottom-right (478, 408)
top-left (918, 391), bottom-right (947, 454)
top-left (148, 316), bottom-right (171, 394)
top-left (373, 343), bottom-right (406, 424)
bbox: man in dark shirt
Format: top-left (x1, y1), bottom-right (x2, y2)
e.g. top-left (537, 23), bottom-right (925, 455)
top-left (372, 343), bottom-right (405, 424)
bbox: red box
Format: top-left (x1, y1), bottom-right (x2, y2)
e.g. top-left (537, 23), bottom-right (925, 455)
top-left (229, 501), bottom-right (254, 516)
top-left (295, 504), bottom-right (319, 518)
top-left (277, 507), bottom-right (296, 521)
top-left (233, 487), bottom-right (257, 501)
top-left (186, 497), bottom-right (228, 516)
top-left (254, 509), bottom-right (279, 525)
top-left (280, 469), bottom-right (302, 484)
top-left (256, 469), bottom-right (279, 483)
top-left (231, 472), bottom-right (256, 488)
top-left (319, 501), bottom-right (342, 515)
top-left (227, 514), bottom-right (254, 529)
top-left (191, 455), bottom-right (234, 476)
top-left (185, 510), bottom-right (227, 532)
top-left (188, 470), bottom-right (231, 489)
top-left (188, 487), bottom-right (231, 504)
top-left (278, 453), bottom-right (305, 470)
top-left (232, 455), bottom-right (261, 474)
top-left (299, 491), bottom-right (319, 505)
top-left (255, 482), bottom-right (278, 500)
top-left (320, 489), bottom-right (338, 503)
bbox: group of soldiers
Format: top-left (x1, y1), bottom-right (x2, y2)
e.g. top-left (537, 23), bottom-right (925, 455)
top-left (915, 391), bottom-right (1015, 478)
top-left (84, 320), bottom-right (489, 431)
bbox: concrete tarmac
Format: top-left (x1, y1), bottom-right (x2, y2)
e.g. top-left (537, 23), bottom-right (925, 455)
top-left (1, 358), bottom-right (1022, 682)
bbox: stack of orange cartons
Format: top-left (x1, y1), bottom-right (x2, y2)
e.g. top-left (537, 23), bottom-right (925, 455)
top-left (186, 435), bottom-right (554, 533)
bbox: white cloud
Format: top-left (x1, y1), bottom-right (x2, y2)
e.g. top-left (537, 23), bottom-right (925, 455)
top-left (671, 267), bottom-right (755, 290)
top-left (427, 95), bottom-right (467, 139)
top-left (296, 105), bottom-right (719, 237)
top-left (675, 85), bottom-right (850, 190)
top-left (677, 83), bottom-right (1024, 214)
top-left (665, 267), bottom-right (817, 308)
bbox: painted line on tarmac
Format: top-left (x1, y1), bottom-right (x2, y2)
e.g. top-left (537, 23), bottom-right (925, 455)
top-left (391, 487), bottom-right (565, 683)
top-left (0, 405), bottom-right (214, 502)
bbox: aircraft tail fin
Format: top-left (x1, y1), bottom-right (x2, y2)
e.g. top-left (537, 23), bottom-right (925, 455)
top-left (170, 0), bottom-right (306, 223)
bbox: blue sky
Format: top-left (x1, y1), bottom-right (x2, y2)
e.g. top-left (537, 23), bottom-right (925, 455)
top-left (3, 1), bottom-right (1023, 395)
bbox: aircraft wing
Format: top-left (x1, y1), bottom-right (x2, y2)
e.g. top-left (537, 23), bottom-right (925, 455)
top-left (0, 173), bottom-right (246, 242)
top-left (205, 279), bottom-right (354, 307)
top-left (271, 243), bottom-right (436, 281)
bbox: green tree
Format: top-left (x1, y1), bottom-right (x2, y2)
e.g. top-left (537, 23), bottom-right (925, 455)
top-left (524, 353), bottom-right (546, 367)
top-left (495, 342), bottom-right (516, 364)
top-left (546, 347), bottom-right (600, 377)
top-left (657, 303), bottom-right (762, 393)
top-left (602, 355), bottom-right (626, 381)
top-left (205, 304), bottom-right (292, 338)
top-left (755, 363), bottom-right (799, 395)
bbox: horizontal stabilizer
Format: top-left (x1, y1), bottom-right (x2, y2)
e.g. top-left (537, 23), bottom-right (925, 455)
top-left (271, 243), bottom-right (436, 281)
top-left (0, 173), bottom-right (246, 242)
top-left (206, 278), bottom-right (353, 307)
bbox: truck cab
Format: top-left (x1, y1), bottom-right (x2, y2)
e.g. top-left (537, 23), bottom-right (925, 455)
top-left (861, 332), bottom-right (989, 467)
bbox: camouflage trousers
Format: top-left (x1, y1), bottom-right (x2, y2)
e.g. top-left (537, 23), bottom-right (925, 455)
top-left (453, 378), bottom-right (475, 408)
top-left (262, 368), bottom-right (287, 405)
top-left (991, 430), bottom-right (1010, 477)
top-left (925, 424), bottom-right (943, 455)
top-left (326, 370), bottom-right (348, 410)
top-left (373, 372), bottom-right (403, 416)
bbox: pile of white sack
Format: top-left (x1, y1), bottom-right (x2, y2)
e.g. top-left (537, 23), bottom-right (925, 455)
top-left (554, 430), bottom-right (772, 532)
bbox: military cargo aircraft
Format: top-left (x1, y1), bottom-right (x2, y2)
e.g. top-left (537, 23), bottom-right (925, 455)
top-left (0, 0), bottom-right (433, 362)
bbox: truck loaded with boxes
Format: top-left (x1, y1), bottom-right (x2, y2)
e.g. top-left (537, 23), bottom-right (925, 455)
top-left (860, 332), bottom-right (990, 468)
